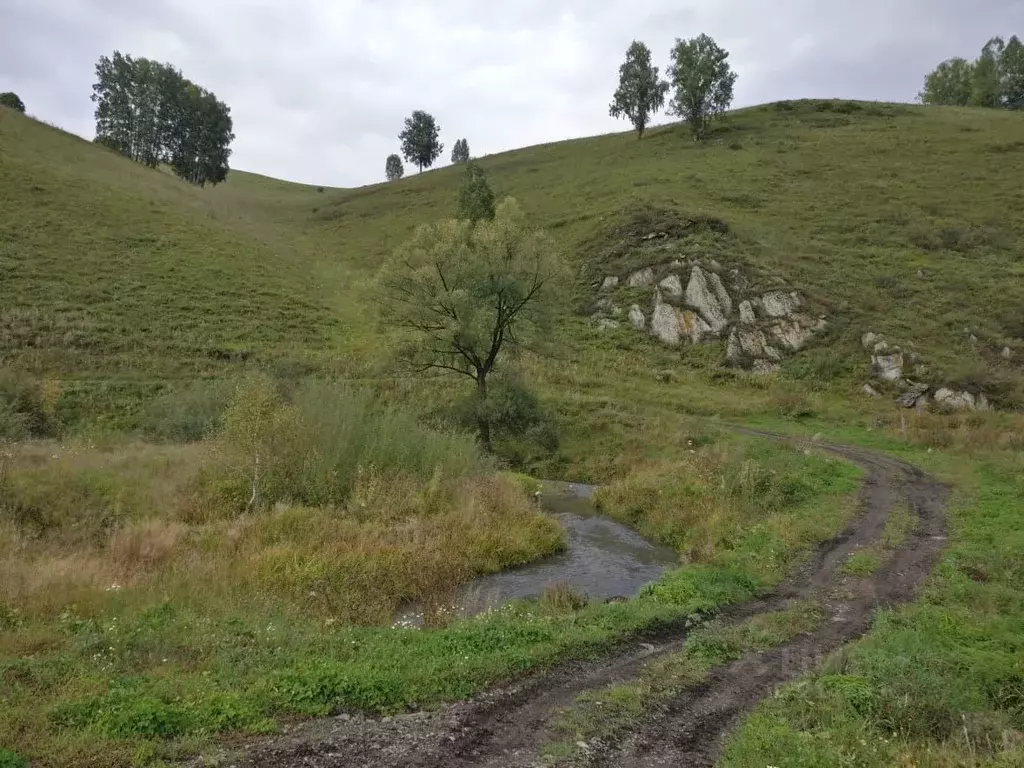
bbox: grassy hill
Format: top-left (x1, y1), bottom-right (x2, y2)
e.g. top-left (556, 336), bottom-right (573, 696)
top-left (2, 100), bottom-right (1024, 768)
top-left (3, 98), bottom-right (1024, 429)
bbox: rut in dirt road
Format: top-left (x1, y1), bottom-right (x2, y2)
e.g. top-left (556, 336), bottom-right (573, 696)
top-left (225, 437), bottom-right (948, 768)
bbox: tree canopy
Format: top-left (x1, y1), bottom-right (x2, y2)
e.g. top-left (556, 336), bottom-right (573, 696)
top-left (91, 51), bottom-right (234, 186)
top-left (399, 110), bottom-right (443, 172)
top-left (379, 198), bottom-right (565, 449)
top-left (385, 153), bottom-right (404, 181)
top-left (451, 138), bottom-right (470, 163)
top-left (609, 41), bottom-right (669, 138)
top-left (456, 162), bottom-right (496, 223)
top-left (668, 34), bottom-right (738, 140)
top-left (921, 35), bottom-right (1024, 110)
top-left (0, 92), bottom-right (25, 113)
top-left (919, 58), bottom-right (974, 106)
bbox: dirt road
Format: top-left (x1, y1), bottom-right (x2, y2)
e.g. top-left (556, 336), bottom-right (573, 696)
top-left (221, 436), bottom-right (948, 768)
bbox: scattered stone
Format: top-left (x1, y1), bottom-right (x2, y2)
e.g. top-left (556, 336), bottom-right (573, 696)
top-left (896, 383), bottom-right (929, 408)
top-left (862, 383), bottom-right (881, 397)
top-left (658, 274), bottom-right (683, 298)
top-left (969, 334), bottom-right (979, 346)
top-left (627, 267), bottom-right (655, 288)
top-left (752, 360), bottom-right (781, 375)
top-left (709, 258), bottom-right (723, 272)
top-left (934, 388), bottom-right (977, 411)
top-left (686, 266), bottom-right (730, 332)
top-left (650, 300), bottom-right (680, 345)
top-left (873, 341), bottom-right (891, 354)
top-left (628, 305), bottom-right (646, 330)
top-left (761, 291), bottom-right (802, 318)
top-left (917, 269), bottom-right (926, 279)
top-left (907, 351), bottom-right (922, 365)
top-left (739, 300), bottom-right (756, 324)
top-left (596, 318), bottom-right (620, 330)
top-left (862, 331), bottom-right (881, 349)
top-left (872, 352), bottom-right (904, 382)
top-left (1002, 346), bottom-right (1013, 359)
top-left (600, 276), bottom-right (619, 291)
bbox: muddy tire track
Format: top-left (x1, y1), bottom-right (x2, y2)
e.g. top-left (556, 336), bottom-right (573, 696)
top-left (220, 436), bottom-right (948, 768)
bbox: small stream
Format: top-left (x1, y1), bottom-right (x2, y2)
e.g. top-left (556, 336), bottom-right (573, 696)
top-left (395, 481), bottom-right (678, 626)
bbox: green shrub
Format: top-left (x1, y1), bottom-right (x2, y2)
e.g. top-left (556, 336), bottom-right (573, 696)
top-left (141, 379), bottom-right (233, 442)
top-left (0, 370), bottom-right (61, 440)
top-left (205, 377), bottom-right (485, 510)
top-left (0, 749), bottom-right (28, 768)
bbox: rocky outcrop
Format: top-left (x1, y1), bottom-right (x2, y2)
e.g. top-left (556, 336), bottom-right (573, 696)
top-left (752, 360), bottom-right (781, 375)
top-left (592, 260), bottom-right (826, 374)
top-left (679, 310), bottom-right (713, 344)
top-left (708, 272), bottom-right (733, 316)
top-left (628, 305), bottom-right (646, 331)
top-left (658, 274), bottom-right (683, 298)
top-left (738, 300), bottom-right (756, 324)
top-left (650, 299), bottom-right (680, 345)
top-left (728, 327), bottom-right (781, 363)
top-left (628, 268), bottom-right (655, 288)
top-left (771, 319), bottom-right (816, 352)
top-left (934, 389), bottom-right (990, 412)
top-left (685, 266), bottom-right (729, 332)
top-left (872, 352), bottom-right (904, 382)
top-left (761, 291), bottom-right (802, 318)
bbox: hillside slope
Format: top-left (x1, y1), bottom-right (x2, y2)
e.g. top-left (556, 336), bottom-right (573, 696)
top-left (3, 99), bottom-right (1024, 423)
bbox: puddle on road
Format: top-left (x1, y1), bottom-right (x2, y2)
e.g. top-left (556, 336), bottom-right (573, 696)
top-left (395, 481), bottom-right (679, 626)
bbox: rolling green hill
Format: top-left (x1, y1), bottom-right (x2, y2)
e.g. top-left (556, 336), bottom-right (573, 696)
top-left (3, 98), bottom-right (1024, 428)
top-left (3, 99), bottom-right (1024, 768)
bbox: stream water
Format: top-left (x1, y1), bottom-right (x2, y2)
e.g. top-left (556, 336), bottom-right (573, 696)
top-left (395, 481), bottom-right (679, 626)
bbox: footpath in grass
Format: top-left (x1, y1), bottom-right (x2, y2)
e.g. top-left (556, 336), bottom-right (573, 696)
top-left (721, 444), bottom-right (1024, 766)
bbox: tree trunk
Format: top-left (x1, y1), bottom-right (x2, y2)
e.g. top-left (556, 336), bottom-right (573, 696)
top-left (476, 374), bottom-right (492, 453)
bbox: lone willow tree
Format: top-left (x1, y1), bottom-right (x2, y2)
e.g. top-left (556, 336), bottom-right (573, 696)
top-left (399, 110), bottom-right (443, 172)
top-left (609, 41), bottom-right (669, 138)
top-left (668, 33), bottom-right (738, 140)
top-left (385, 153), bottom-right (404, 181)
top-left (379, 198), bottom-right (564, 450)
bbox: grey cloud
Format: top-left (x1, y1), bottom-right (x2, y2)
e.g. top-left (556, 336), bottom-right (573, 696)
top-left (2, 1), bottom-right (1022, 186)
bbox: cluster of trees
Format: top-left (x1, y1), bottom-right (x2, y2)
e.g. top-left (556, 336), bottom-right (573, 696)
top-left (384, 111), bottom-right (471, 181)
top-left (610, 34), bottom-right (737, 140)
top-left (91, 51), bottom-right (235, 186)
top-left (0, 92), bottom-right (25, 112)
top-left (920, 36), bottom-right (1024, 109)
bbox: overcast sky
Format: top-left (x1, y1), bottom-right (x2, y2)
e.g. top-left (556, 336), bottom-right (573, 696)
top-left (2, 1), bottom-right (1021, 187)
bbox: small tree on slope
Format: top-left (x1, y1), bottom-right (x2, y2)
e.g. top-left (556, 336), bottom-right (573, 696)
top-left (379, 198), bottom-right (565, 451)
top-left (451, 138), bottom-right (471, 163)
top-left (385, 153), bottom-right (404, 181)
top-left (668, 34), bottom-right (738, 141)
top-left (609, 41), bottom-right (669, 138)
top-left (457, 162), bottom-right (496, 223)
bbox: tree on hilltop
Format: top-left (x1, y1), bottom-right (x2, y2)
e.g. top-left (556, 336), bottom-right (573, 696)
top-left (451, 138), bottom-right (470, 163)
top-left (385, 153), bottom-right (404, 181)
top-left (399, 110), bottom-right (443, 172)
top-left (920, 57), bottom-right (974, 106)
top-left (668, 34), bottom-right (738, 140)
top-left (920, 35), bottom-right (1024, 110)
top-left (0, 92), bottom-right (25, 112)
top-left (609, 41), bottom-right (669, 138)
